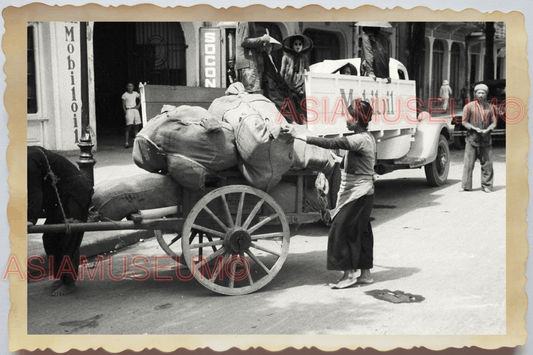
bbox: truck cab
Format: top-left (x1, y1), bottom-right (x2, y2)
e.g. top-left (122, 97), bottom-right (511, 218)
top-left (305, 58), bottom-right (452, 186)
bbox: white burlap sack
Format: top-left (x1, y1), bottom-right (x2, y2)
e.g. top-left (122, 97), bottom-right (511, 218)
top-left (92, 173), bottom-right (180, 221)
top-left (208, 83), bottom-right (294, 191)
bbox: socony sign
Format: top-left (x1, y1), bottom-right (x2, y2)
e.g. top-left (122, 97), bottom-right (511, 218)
top-left (200, 28), bottom-right (221, 88)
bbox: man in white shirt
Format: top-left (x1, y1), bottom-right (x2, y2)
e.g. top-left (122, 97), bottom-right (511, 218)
top-left (122, 82), bottom-right (141, 148)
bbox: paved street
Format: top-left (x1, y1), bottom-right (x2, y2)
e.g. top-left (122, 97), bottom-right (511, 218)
top-left (26, 144), bottom-right (506, 336)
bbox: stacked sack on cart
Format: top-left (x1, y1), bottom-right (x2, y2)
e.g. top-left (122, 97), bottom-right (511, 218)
top-left (91, 82), bottom-right (335, 221)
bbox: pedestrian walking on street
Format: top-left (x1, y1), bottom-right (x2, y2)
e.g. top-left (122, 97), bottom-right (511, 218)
top-left (461, 83), bottom-right (498, 193)
top-left (27, 146), bottom-right (94, 296)
top-left (439, 80), bottom-right (453, 113)
top-left (122, 82), bottom-right (142, 148)
top-left (282, 100), bottom-right (377, 289)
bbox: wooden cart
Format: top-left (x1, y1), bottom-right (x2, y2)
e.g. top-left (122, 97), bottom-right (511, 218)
top-left (28, 169), bottom-right (324, 296)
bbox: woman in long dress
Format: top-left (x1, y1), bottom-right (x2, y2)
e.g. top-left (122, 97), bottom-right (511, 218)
top-left (283, 100), bottom-right (377, 289)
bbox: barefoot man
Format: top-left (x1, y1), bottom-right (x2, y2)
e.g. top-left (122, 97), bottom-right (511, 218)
top-left (27, 146), bottom-right (93, 296)
top-left (461, 83), bottom-right (498, 193)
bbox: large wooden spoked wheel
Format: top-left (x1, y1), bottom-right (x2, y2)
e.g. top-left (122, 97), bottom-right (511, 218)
top-left (155, 229), bottom-right (185, 264)
top-left (181, 185), bottom-right (290, 295)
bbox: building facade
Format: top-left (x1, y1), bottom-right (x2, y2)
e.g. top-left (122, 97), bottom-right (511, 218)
top-left (27, 21), bottom-right (505, 153)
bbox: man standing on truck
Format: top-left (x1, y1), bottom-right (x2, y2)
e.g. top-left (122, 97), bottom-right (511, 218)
top-left (461, 83), bottom-right (498, 193)
top-left (236, 22), bottom-right (270, 94)
top-left (359, 23), bottom-right (392, 83)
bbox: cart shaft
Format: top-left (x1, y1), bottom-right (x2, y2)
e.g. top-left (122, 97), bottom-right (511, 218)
top-left (27, 218), bottom-right (183, 234)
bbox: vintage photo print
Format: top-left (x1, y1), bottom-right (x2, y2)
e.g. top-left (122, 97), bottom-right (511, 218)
top-left (2, 2), bottom-right (528, 354)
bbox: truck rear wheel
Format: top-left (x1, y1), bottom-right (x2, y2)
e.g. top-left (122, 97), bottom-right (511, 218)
top-left (424, 134), bottom-right (450, 187)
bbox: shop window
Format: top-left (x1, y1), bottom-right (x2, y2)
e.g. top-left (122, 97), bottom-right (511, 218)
top-left (27, 25), bottom-right (38, 114)
top-left (134, 22), bottom-right (187, 86)
top-left (303, 29), bottom-right (341, 65)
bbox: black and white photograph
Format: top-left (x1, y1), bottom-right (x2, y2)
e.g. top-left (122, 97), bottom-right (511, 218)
top-left (1, 2), bottom-right (529, 354)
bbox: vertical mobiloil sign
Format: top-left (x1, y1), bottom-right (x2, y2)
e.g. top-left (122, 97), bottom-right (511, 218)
top-left (199, 28), bottom-right (222, 87)
top-left (60, 23), bottom-right (82, 145)
top-left (54, 22), bottom-right (95, 151)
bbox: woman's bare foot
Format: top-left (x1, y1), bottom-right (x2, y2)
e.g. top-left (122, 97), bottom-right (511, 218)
top-left (51, 283), bottom-right (77, 296)
top-left (329, 269), bottom-right (357, 289)
top-left (356, 269), bottom-right (374, 284)
top-left (338, 269), bottom-right (355, 282)
top-left (50, 280), bottom-right (63, 290)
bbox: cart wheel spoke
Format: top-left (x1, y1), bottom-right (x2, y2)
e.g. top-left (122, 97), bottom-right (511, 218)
top-left (167, 233), bottom-right (182, 247)
top-left (220, 194), bottom-right (235, 229)
top-left (235, 192), bottom-right (246, 227)
top-left (191, 224), bottom-right (225, 238)
top-left (206, 252), bottom-right (229, 282)
top-left (228, 261), bottom-right (237, 289)
top-left (194, 246), bottom-right (227, 269)
top-left (245, 249), bottom-right (271, 274)
top-left (189, 230), bottom-right (198, 244)
top-left (203, 205), bottom-right (229, 232)
top-left (199, 233), bottom-right (203, 258)
top-left (251, 232), bottom-right (285, 241)
top-left (155, 230), bottom-right (185, 264)
top-left (250, 242), bottom-right (281, 257)
top-left (204, 234), bottom-right (218, 252)
top-left (189, 239), bottom-right (225, 250)
top-left (242, 199), bottom-right (265, 229)
top-left (244, 256), bottom-right (254, 286)
top-left (233, 254), bottom-right (254, 286)
top-left (248, 213), bottom-right (280, 234)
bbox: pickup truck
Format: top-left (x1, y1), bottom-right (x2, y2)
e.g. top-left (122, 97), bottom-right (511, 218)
top-left (305, 58), bottom-right (453, 187)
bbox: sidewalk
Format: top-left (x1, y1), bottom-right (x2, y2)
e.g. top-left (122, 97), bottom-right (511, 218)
top-left (28, 135), bottom-right (155, 274)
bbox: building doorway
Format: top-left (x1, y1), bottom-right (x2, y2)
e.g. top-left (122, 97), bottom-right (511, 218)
top-left (93, 22), bottom-right (186, 138)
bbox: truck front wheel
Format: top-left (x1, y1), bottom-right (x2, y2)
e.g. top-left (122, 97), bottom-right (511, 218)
top-left (424, 134), bottom-right (450, 187)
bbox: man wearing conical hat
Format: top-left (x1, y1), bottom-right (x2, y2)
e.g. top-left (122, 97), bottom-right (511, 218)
top-left (261, 36), bottom-right (303, 123)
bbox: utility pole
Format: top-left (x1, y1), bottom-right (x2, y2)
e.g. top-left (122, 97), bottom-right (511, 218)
top-left (76, 22), bottom-right (96, 186)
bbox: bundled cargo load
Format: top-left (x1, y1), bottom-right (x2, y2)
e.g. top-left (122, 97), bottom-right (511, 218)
top-left (208, 83), bottom-right (294, 192)
top-left (291, 125), bottom-right (336, 175)
top-left (133, 105), bottom-right (238, 190)
top-left (91, 173), bottom-right (180, 221)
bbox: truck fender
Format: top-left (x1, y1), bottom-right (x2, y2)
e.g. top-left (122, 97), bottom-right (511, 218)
top-left (394, 112), bottom-right (451, 167)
